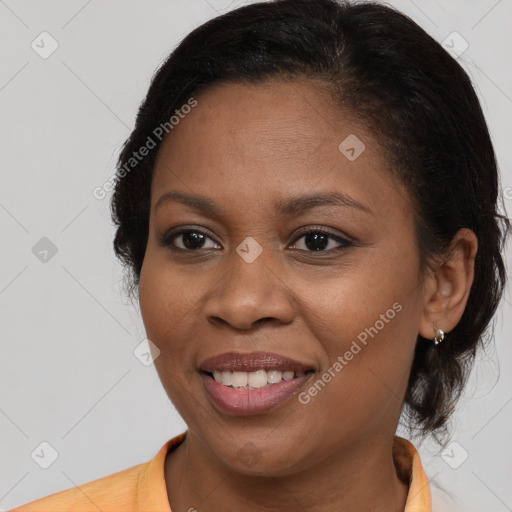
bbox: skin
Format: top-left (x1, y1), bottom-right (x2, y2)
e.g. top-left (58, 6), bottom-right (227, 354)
top-left (138, 79), bottom-right (477, 512)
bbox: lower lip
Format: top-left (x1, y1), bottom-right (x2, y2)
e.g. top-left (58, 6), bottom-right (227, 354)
top-left (201, 372), bottom-right (312, 415)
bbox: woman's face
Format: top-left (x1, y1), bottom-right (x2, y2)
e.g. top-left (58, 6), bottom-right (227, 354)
top-left (139, 79), bottom-right (427, 475)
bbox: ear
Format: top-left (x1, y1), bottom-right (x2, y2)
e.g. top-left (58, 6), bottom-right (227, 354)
top-left (418, 228), bottom-right (478, 340)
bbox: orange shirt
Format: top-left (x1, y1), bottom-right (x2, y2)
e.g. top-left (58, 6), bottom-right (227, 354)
top-left (11, 433), bottom-right (431, 511)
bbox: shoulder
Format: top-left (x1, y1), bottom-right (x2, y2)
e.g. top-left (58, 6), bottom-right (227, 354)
top-left (9, 461), bottom-right (146, 512)
top-left (9, 433), bottom-right (187, 512)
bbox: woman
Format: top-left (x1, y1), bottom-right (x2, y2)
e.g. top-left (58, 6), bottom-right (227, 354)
top-left (12, 0), bottom-right (509, 510)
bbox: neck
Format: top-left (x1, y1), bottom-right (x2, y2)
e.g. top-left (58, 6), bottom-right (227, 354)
top-left (165, 432), bottom-right (409, 512)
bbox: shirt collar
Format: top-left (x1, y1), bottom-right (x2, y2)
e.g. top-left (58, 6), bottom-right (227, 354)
top-left (140, 432), bottom-right (431, 512)
top-left (393, 435), bottom-right (432, 511)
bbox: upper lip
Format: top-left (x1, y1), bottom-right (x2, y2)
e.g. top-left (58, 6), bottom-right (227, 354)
top-left (199, 351), bottom-right (315, 373)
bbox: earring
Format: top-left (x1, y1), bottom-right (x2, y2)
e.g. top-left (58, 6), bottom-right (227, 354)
top-left (433, 326), bottom-right (445, 346)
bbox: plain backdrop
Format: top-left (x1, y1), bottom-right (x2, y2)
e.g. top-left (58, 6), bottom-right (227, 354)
top-left (1, 0), bottom-right (511, 510)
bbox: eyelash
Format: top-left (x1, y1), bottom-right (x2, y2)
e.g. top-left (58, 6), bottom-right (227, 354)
top-left (158, 226), bottom-right (354, 253)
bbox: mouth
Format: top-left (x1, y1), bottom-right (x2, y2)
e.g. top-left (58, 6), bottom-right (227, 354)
top-left (200, 368), bottom-right (315, 390)
top-left (199, 351), bottom-right (315, 373)
top-left (198, 351), bottom-right (316, 414)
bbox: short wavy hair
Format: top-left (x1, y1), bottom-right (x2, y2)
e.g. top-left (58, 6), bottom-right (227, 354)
top-left (110, 0), bottom-right (510, 441)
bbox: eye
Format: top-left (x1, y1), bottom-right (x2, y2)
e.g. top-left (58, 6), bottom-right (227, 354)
top-left (159, 226), bottom-right (353, 253)
top-left (289, 227), bottom-right (353, 252)
top-left (158, 228), bottom-right (220, 251)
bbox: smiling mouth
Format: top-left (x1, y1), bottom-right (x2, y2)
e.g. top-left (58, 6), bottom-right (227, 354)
top-left (201, 369), bottom-right (315, 390)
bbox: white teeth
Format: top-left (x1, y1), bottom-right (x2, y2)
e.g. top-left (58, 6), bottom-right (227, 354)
top-left (209, 369), bottom-right (307, 389)
top-left (231, 371), bottom-right (248, 387)
top-left (221, 371), bottom-right (233, 386)
top-left (267, 369), bottom-right (282, 383)
top-left (248, 370), bottom-right (268, 388)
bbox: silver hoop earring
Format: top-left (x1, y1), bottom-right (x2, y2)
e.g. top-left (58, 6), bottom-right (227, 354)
top-left (433, 326), bottom-right (445, 346)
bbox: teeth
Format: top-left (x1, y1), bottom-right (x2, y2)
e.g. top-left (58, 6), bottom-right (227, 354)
top-left (221, 371), bottom-right (233, 386)
top-left (232, 371), bottom-right (248, 387)
top-left (267, 369), bottom-right (282, 383)
top-left (248, 369), bottom-right (268, 388)
top-left (210, 369), bottom-right (307, 389)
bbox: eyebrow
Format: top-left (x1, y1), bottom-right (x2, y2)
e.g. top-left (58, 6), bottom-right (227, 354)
top-left (154, 191), bottom-right (374, 217)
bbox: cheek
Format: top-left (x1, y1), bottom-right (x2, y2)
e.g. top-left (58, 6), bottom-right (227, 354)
top-left (138, 256), bottom-right (195, 355)
top-left (139, 260), bottom-right (167, 341)
top-left (299, 308), bottom-right (416, 443)
top-left (139, 244), bottom-right (201, 319)
top-left (297, 248), bottom-right (421, 419)
top-left (303, 247), bottom-right (419, 347)
top-left (138, 258), bottom-right (205, 418)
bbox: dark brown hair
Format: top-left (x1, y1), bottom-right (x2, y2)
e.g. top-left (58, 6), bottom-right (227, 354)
top-left (110, 0), bottom-right (509, 442)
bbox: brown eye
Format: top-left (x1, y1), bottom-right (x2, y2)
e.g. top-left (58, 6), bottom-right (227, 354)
top-left (159, 228), bottom-right (220, 251)
top-left (290, 229), bottom-right (353, 252)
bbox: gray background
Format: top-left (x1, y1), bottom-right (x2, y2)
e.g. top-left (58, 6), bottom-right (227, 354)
top-left (1, 0), bottom-right (511, 510)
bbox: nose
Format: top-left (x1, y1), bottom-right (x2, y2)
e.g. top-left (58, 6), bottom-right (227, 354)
top-left (203, 246), bottom-right (295, 330)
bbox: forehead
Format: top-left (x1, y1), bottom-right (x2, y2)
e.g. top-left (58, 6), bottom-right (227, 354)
top-left (150, 79), bottom-right (408, 217)
top-left (156, 79), bottom-right (339, 167)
